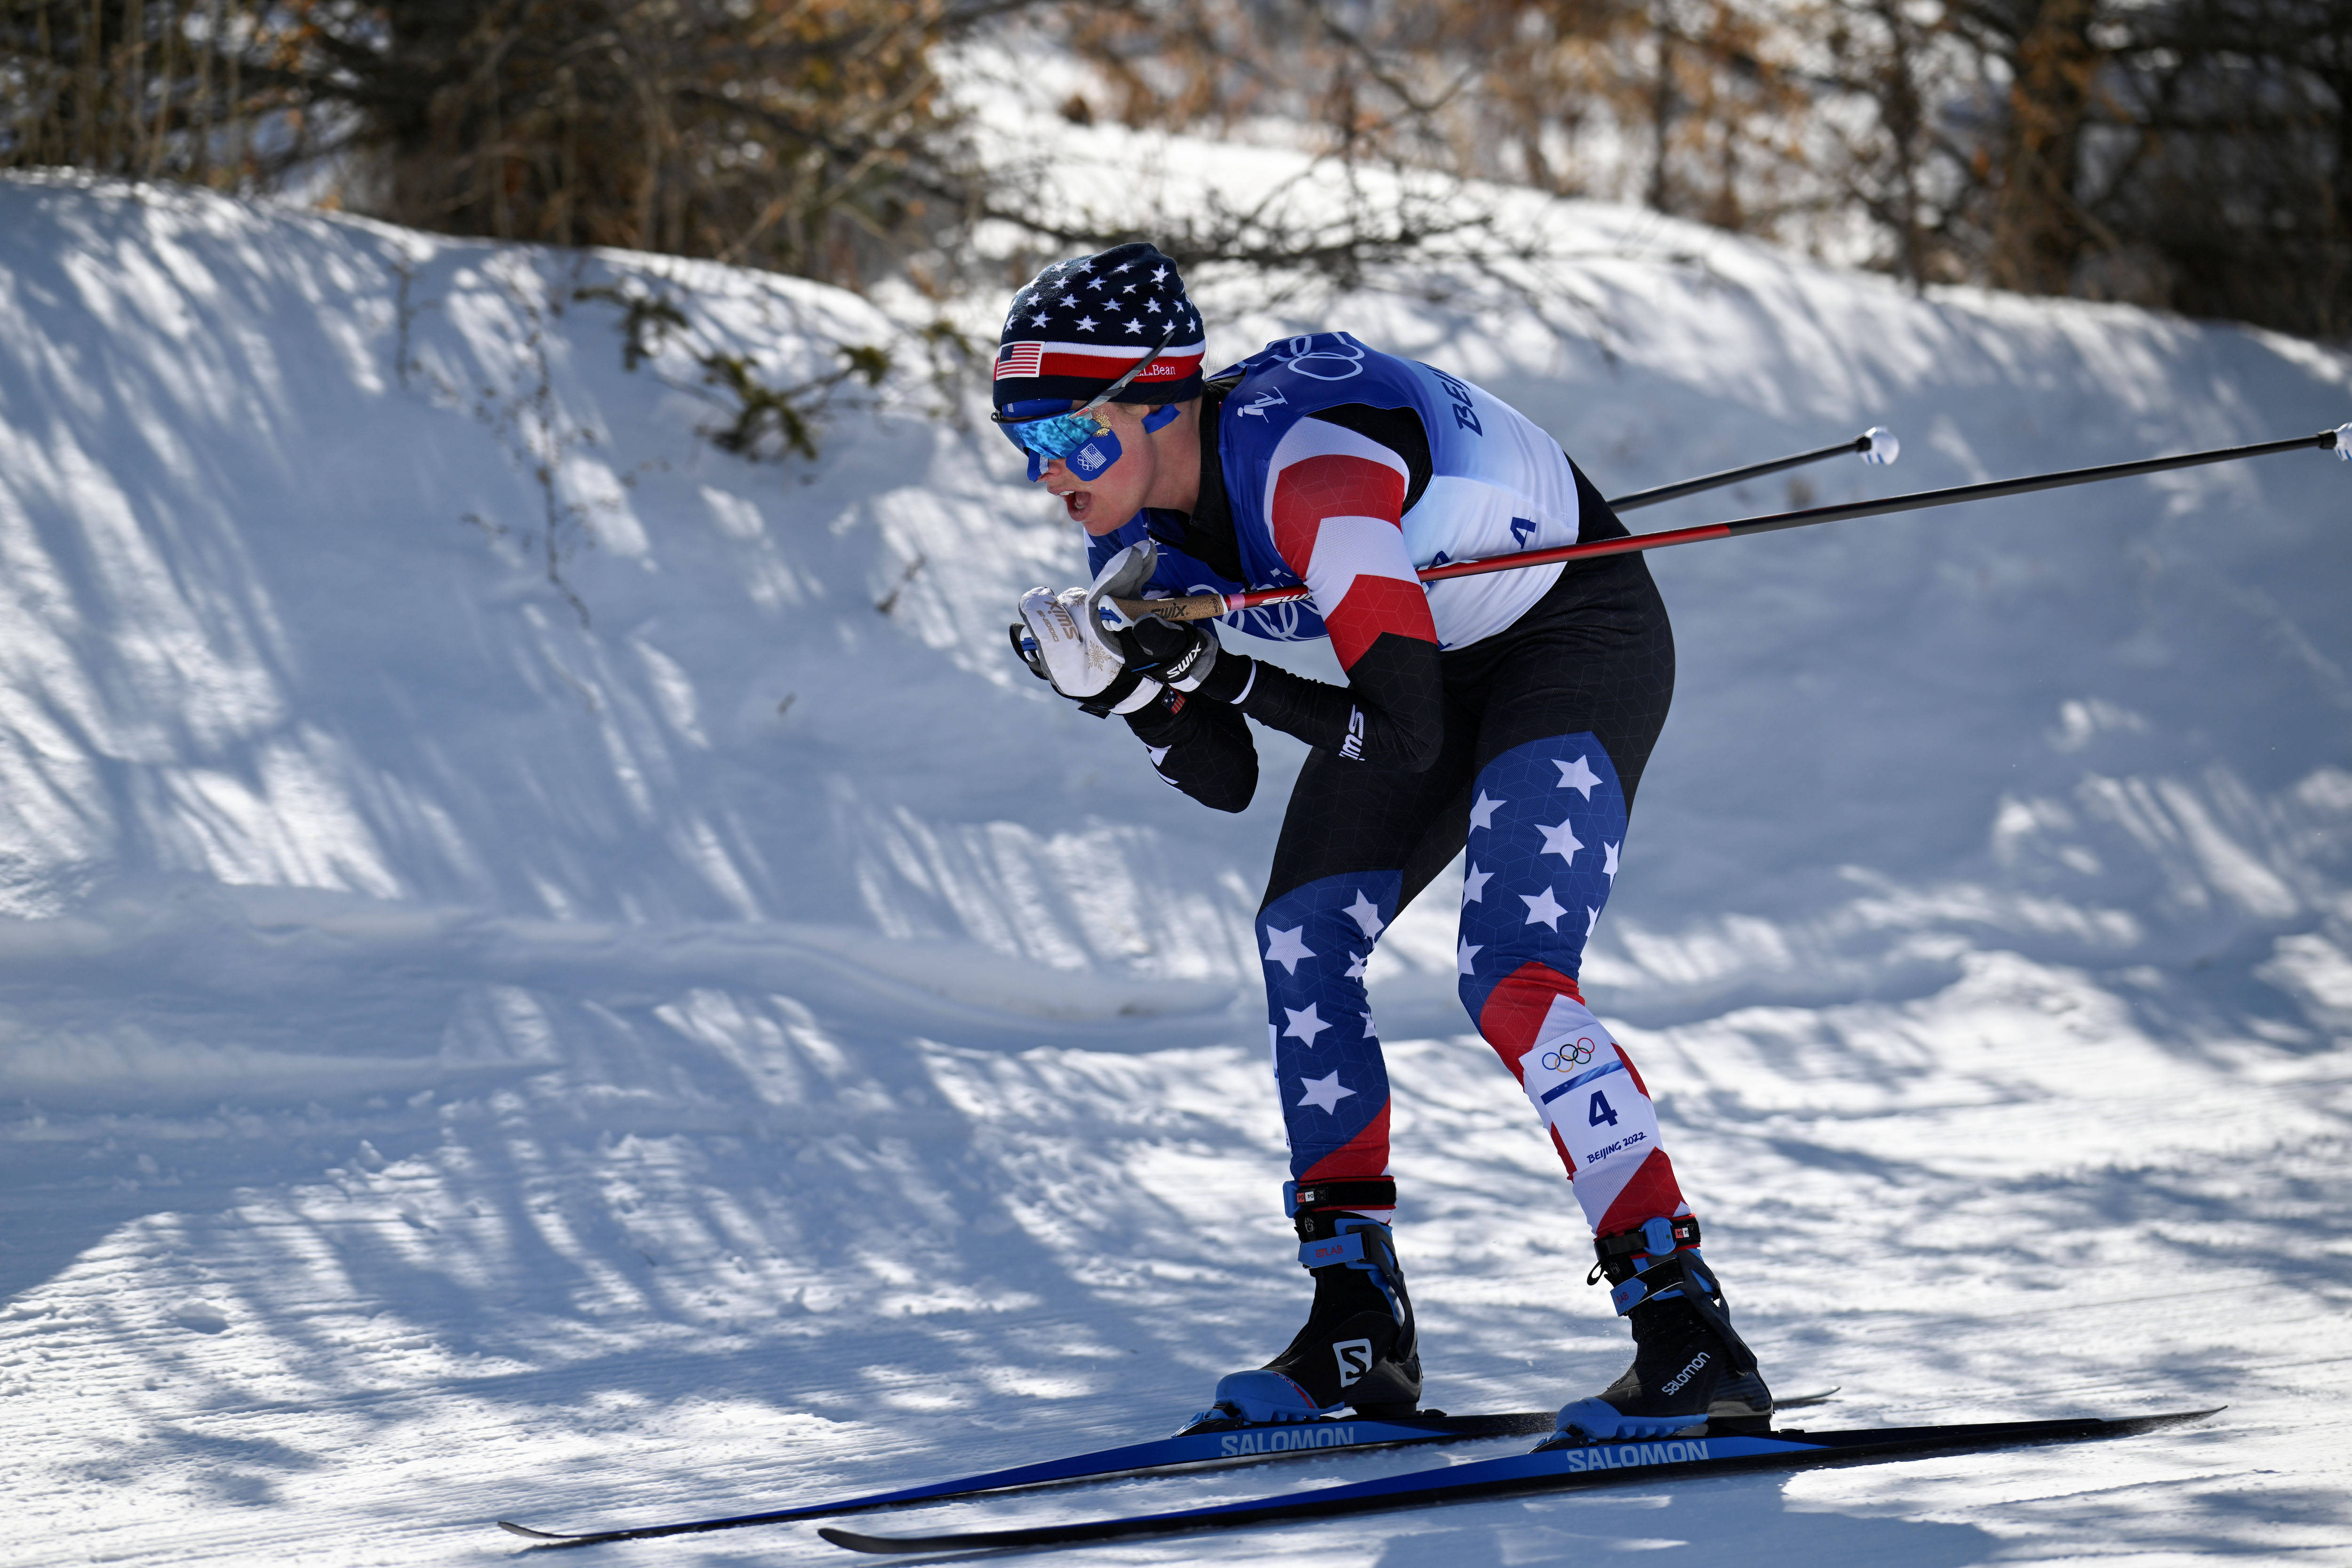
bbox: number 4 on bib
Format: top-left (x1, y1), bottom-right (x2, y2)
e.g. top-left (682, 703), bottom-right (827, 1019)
top-left (1588, 1091), bottom-right (1620, 1128)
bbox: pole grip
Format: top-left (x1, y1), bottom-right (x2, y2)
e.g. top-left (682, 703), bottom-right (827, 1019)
top-left (1114, 592), bottom-right (1232, 623)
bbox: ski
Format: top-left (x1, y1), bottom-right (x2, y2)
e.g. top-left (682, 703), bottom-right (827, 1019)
top-left (818, 1409), bottom-right (2218, 1554)
top-left (494, 1391), bottom-right (1839, 1544)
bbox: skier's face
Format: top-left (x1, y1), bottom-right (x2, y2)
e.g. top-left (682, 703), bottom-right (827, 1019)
top-left (1040, 399), bottom-right (1174, 535)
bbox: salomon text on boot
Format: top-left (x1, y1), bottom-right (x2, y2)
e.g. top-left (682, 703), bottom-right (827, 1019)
top-left (1541, 1215), bottom-right (1772, 1448)
top-left (1181, 1180), bottom-right (1421, 1432)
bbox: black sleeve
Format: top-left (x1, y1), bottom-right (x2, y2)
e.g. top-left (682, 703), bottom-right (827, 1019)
top-left (1226, 637), bottom-right (1444, 771)
top-left (1123, 685), bottom-right (1258, 813)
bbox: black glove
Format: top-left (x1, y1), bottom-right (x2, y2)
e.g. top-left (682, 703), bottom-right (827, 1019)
top-left (1116, 613), bottom-right (1219, 691)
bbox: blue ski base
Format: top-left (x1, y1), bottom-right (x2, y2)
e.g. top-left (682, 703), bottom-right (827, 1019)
top-left (819, 1409), bottom-right (2221, 1555)
top-left (493, 1392), bottom-right (1836, 1546)
top-left (496, 1409), bottom-right (1550, 1546)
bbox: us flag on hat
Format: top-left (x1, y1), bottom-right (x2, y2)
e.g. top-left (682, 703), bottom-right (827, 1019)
top-left (993, 240), bottom-right (1207, 409)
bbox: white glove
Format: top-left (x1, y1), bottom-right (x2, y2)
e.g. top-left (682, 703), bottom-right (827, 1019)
top-left (1012, 585), bottom-right (1162, 715)
top-left (1005, 544), bottom-right (1155, 715)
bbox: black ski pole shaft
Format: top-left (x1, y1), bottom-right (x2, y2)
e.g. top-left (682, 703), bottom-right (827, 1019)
top-left (1607, 428), bottom-right (1897, 512)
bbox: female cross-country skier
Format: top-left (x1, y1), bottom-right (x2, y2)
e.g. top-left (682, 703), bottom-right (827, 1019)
top-left (997, 241), bottom-right (1769, 1447)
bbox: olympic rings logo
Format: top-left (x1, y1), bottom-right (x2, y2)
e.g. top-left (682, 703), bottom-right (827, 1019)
top-left (1247, 599), bottom-right (1309, 641)
top-left (1541, 1036), bottom-right (1599, 1074)
top-left (1276, 337), bottom-right (1366, 381)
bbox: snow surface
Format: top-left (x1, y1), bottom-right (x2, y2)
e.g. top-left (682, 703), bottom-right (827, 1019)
top-left (3, 165), bottom-right (2350, 1566)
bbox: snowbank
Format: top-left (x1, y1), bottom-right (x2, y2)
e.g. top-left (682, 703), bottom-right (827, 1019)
top-left (2, 167), bottom-right (2348, 1564)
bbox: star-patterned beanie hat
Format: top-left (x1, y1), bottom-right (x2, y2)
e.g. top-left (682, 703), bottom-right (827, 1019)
top-left (992, 241), bottom-right (1207, 411)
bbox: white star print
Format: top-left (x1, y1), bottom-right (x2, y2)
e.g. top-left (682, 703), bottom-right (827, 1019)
top-left (1537, 818), bottom-right (1585, 864)
top-left (1031, 313), bottom-right (1049, 326)
top-left (1151, 265), bottom-right (1168, 282)
top-left (1603, 841), bottom-right (1621, 879)
top-left (1587, 906), bottom-right (1602, 937)
top-left (1521, 886), bottom-right (1568, 929)
top-left (1296, 1071), bottom-right (1356, 1114)
top-left (1462, 862), bottom-right (1492, 903)
top-left (1344, 951), bottom-right (1367, 979)
top-left (1555, 755), bottom-right (1602, 796)
top-left (1074, 315), bottom-right (1097, 331)
top-left (1283, 1004), bottom-right (1331, 1047)
top-left (1121, 281), bottom-right (1137, 293)
top-left (1457, 936), bottom-right (1482, 975)
top-left (1469, 791), bottom-right (1505, 831)
top-left (1145, 298), bottom-right (1163, 313)
top-left (1126, 318), bottom-right (1144, 332)
top-left (1263, 925), bottom-right (1315, 974)
top-left (1146, 743), bottom-right (1172, 767)
top-left (1343, 890), bottom-right (1386, 939)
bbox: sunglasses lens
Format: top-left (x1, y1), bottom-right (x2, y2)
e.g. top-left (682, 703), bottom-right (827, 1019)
top-left (1001, 413), bottom-right (1096, 460)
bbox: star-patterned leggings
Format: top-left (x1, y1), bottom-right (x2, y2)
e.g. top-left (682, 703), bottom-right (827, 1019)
top-left (1257, 549), bottom-right (1688, 1239)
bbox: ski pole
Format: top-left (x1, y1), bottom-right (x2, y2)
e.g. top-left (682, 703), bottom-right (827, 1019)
top-left (1122, 424), bottom-right (2350, 624)
top-left (1606, 427), bottom-right (1898, 512)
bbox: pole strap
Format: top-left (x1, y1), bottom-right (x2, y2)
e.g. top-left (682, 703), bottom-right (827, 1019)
top-left (1284, 1177), bottom-right (1398, 1218)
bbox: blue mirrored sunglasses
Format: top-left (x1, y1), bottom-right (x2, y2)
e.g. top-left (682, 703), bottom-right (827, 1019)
top-left (998, 402), bottom-right (1114, 464)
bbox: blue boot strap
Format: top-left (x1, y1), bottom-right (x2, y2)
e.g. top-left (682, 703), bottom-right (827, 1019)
top-left (1300, 1230), bottom-right (1370, 1268)
top-left (1297, 1217), bottom-right (1408, 1326)
top-left (1606, 1252), bottom-right (1758, 1376)
top-left (1610, 1250), bottom-right (1712, 1314)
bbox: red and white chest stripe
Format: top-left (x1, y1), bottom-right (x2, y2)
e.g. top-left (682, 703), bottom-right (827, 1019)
top-left (1265, 420), bottom-right (1438, 669)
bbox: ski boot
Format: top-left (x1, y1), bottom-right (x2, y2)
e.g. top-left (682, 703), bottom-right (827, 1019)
top-left (1539, 1214), bottom-right (1773, 1448)
top-left (1181, 1179), bottom-right (1420, 1432)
